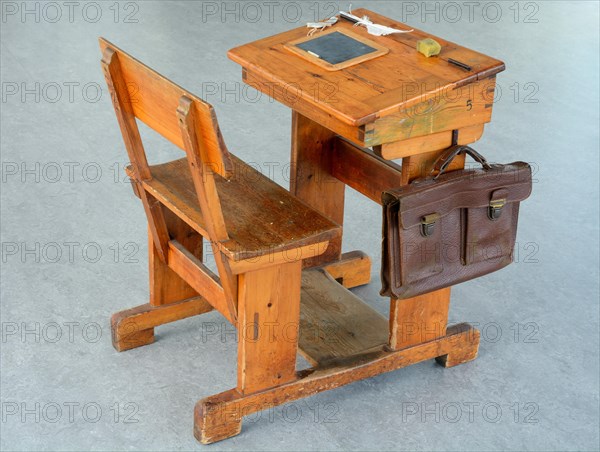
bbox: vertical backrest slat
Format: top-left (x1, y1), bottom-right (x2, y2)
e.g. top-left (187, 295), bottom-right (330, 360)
top-left (177, 96), bottom-right (229, 242)
top-left (101, 47), bottom-right (171, 262)
top-left (178, 96), bottom-right (238, 316)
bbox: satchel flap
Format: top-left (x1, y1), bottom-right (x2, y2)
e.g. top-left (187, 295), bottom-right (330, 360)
top-left (383, 162), bottom-right (532, 230)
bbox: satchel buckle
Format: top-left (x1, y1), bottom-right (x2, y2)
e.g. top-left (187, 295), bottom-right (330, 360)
top-left (488, 199), bottom-right (506, 220)
top-left (420, 213), bottom-right (440, 237)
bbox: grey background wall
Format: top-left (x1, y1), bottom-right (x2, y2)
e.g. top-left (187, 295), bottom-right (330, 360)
top-left (1, 1), bottom-right (598, 450)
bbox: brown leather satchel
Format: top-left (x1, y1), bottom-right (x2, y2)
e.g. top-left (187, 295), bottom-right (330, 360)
top-left (381, 145), bottom-right (532, 299)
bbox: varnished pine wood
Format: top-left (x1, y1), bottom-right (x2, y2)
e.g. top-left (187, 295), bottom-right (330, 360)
top-left (331, 137), bottom-right (403, 204)
top-left (149, 210), bottom-right (202, 306)
top-left (321, 250), bottom-right (371, 288)
top-left (363, 79), bottom-right (495, 146)
top-left (290, 112), bottom-right (345, 267)
top-left (104, 14), bottom-right (500, 442)
top-left (167, 240), bottom-right (234, 324)
top-left (299, 269), bottom-right (388, 365)
top-left (177, 96), bottom-right (239, 320)
top-left (102, 39), bottom-right (340, 352)
top-left (101, 48), bottom-right (171, 262)
top-left (229, 8), bottom-right (504, 146)
top-left (99, 38), bottom-right (233, 178)
top-left (144, 157), bottom-right (340, 261)
top-left (243, 68), bottom-right (365, 144)
top-left (400, 149), bottom-right (466, 185)
top-left (237, 261), bottom-right (302, 394)
top-left (389, 288), bottom-right (451, 349)
top-left (111, 296), bottom-right (213, 352)
top-left (228, 241), bottom-right (330, 275)
top-left (375, 124), bottom-right (485, 160)
top-left (194, 323), bottom-right (480, 444)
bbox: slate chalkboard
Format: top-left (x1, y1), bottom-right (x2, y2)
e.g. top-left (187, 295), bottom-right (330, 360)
top-left (285, 28), bottom-right (388, 71)
top-left (295, 31), bottom-right (377, 65)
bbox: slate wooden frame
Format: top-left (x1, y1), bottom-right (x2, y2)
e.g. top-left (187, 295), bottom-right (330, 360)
top-left (284, 28), bottom-right (389, 71)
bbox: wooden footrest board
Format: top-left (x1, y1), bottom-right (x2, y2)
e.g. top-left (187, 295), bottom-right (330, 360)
top-left (299, 269), bottom-right (388, 365)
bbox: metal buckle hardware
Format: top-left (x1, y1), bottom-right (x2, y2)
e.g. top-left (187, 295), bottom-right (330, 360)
top-left (488, 198), bottom-right (506, 220)
top-left (420, 213), bottom-right (440, 237)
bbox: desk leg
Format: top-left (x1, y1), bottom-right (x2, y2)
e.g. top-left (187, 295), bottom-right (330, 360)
top-left (290, 112), bottom-right (371, 287)
top-left (388, 150), bottom-right (478, 366)
top-left (290, 111), bottom-right (345, 267)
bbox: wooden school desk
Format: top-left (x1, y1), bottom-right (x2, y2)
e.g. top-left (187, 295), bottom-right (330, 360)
top-left (195, 8), bottom-right (504, 442)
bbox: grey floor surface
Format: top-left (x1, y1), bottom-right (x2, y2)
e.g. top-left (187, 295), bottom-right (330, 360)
top-left (1, 1), bottom-right (599, 451)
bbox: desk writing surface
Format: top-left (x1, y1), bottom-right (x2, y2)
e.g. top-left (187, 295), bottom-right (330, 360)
top-left (228, 8), bottom-right (505, 129)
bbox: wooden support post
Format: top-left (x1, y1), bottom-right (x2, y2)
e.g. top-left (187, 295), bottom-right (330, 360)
top-left (236, 261), bottom-right (302, 395)
top-left (290, 111), bottom-right (345, 267)
top-left (149, 209), bottom-right (202, 306)
top-left (388, 150), bottom-right (466, 350)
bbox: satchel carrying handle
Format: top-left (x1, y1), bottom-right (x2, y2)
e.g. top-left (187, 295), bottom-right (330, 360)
top-left (431, 145), bottom-right (492, 179)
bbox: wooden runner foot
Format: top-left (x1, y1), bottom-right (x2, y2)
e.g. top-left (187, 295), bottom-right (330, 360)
top-left (111, 296), bottom-right (213, 352)
top-left (435, 327), bottom-right (480, 367)
top-left (193, 322), bottom-right (479, 444)
top-left (320, 250), bottom-right (371, 288)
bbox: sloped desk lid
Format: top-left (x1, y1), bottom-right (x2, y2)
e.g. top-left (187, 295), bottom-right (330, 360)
top-left (228, 8), bottom-right (505, 127)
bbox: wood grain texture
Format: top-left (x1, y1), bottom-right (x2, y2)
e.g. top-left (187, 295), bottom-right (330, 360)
top-left (229, 8), bottom-right (504, 146)
top-left (321, 250), bottom-right (371, 288)
top-left (143, 157), bottom-right (340, 262)
top-left (194, 323), bottom-right (480, 443)
top-left (299, 269), bottom-right (388, 365)
top-left (331, 137), bottom-right (403, 204)
top-left (111, 296), bottom-right (213, 352)
top-left (177, 96), bottom-right (239, 318)
top-left (290, 112), bottom-right (345, 267)
top-left (101, 47), bottom-right (171, 262)
top-left (99, 38), bottom-right (233, 177)
top-left (243, 68), bottom-right (364, 143)
top-left (149, 210), bottom-right (202, 306)
top-left (389, 288), bottom-right (451, 349)
top-left (364, 79), bottom-right (495, 146)
top-left (237, 261), bottom-right (302, 394)
top-left (228, 242), bottom-right (330, 275)
top-left (167, 240), bottom-right (234, 324)
top-left (375, 124), bottom-right (485, 159)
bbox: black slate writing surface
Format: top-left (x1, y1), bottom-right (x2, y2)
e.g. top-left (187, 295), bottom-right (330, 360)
top-left (295, 31), bottom-right (378, 65)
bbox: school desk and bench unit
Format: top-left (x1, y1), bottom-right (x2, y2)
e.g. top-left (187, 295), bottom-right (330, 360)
top-left (101, 9), bottom-right (505, 443)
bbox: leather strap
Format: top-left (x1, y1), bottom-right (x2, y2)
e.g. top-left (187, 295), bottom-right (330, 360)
top-left (431, 144), bottom-right (492, 180)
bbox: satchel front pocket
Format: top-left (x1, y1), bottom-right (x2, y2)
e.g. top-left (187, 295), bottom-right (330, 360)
top-left (463, 189), bottom-right (517, 265)
top-left (399, 213), bottom-right (444, 285)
